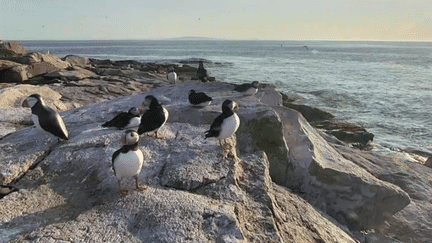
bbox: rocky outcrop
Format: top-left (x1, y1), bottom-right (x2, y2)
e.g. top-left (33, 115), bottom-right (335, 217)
top-left (44, 66), bottom-right (98, 81)
top-left (0, 42), bottom-right (27, 57)
top-left (0, 84), bottom-right (78, 110)
top-left (0, 83), bottom-right (359, 242)
top-left (281, 95), bottom-right (374, 149)
top-left (63, 55), bottom-right (90, 69)
top-left (1, 65), bottom-right (28, 82)
top-left (0, 85), bottom-right (79, 138)
top-left (0, 53), bottom-right (430, 242)
top-left (331, 143), bottom-right (432, 242)
top-left (0, 52), bottom-right (73, 82)
top-left (425, 157), bottom-right (432, 168)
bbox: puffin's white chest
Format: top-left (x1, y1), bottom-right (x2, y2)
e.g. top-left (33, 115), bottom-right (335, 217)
top-left (124, 117), bottom-right (141, 129)
top-left (113, 149), bottom-right (144, 179)
top-left (31, 114), bottom-right (42, 130)
top-left (218, 113), bottom-right (240, 140)
top-left (161, 107), bottom-right (169, 128)
top-left (242, 88), bottom-right (257, 96)
top-left (167, 72), bottom-right (178, 83)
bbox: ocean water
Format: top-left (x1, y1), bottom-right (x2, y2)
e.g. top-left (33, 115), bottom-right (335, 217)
top-left (15, 40), bottom-right (432, 159)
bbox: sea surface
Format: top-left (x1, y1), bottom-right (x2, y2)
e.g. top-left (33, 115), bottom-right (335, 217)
top-left (15, 39), bottom-right (432, 160)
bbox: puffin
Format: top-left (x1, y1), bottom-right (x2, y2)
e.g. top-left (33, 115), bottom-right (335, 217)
top-left (205, 99), bottom-right (240, 160)
top-left (188, 90), bottom-right (212, 107)
top-left (102, 107), bottom-right (141, 129)
top-left (167, 67), bottom-right (178, 84)
top-left (23, 94), bottom-right (69, 140)
top-left (112, 130), bottom-right (147, 197)
top-left (138, 95), bottom-right (169, 139)
top-left (197, 61), bottom-right (208, 82)
top-left (233, 81), bottom-right (260, 96)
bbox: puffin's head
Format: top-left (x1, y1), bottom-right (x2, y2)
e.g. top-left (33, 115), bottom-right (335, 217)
top-left (121, 130), bottom-right (140, 145)
top-left (139, 95), bottom-right (158, 115)
top-left (189, 90), bottom-right (196, 95)
top-left (222, 99), bottom-right (239, 113)
top-left (251, 81), bottom-right (260, 88)
top-left (23, 94), bottom-right (43, 108)
top-left (128, 107), bottom-right (140, 116)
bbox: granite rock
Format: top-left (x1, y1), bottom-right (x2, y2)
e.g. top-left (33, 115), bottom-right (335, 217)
top-left (0, 86), bottom-right (358, 242)
top-left (0, 42), bottom-right (27, 57)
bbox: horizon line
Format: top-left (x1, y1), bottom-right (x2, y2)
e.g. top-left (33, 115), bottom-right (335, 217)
top-left (3, 37), bottom-right (432, 43)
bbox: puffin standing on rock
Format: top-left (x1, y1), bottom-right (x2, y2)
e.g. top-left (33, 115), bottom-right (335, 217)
top-left (102, 107), bottom-right (141, 130)
top-left (233, 81), bottom-right (260, 96)
top-left (188, 90), bottom-right (212, 107)
top-left (23, 94), bottom-right (69, 141)
top-left (112, 130), bottom-right (147, 197)
top-left (197, 61), bottom-right (208, 82)
top-left (205, 99), bottom-right (240, 161)
top-left (167, 66), bottom-right (178, 84)
top-left (138, 95), bottom-right (169, 139)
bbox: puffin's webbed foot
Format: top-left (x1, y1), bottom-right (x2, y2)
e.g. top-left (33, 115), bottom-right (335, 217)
top-left (220, 137), bottom-right (239, 162)
top-left (147, 131), bottom-right (166, 139)
top-left (119, 189), bottom-right (129, 197)
top-left (134, 176), bottom-right (148, 191)
top-left (135, 185), bottom-right (148, 191)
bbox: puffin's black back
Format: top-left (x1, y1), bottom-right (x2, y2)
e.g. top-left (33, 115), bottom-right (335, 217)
top-left (197, 61), bottom-right (207, 82)
top-left (32, 103), bottom-right (69, 140)
top-left (189, 90), bottom-right (212, 105)
top-left (233, 81), bottom-right (259, 92)
top-left (204, 101), bottom-right (235, 138)
top-left (138, 98), bottom-right (166, 135)
top-left (102, 109), bottom-right (139, 129)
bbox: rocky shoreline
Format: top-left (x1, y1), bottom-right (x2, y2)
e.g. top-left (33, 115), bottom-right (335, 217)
top-left (1, 42), bottom-right (431, 242)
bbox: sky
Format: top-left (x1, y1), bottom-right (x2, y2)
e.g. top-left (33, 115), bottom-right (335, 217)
top-left (1, 0), bottom-right (431, 41)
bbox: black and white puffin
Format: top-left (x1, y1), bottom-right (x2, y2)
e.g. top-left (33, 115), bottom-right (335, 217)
top-left (102, 107), bottom-right (141, 129)
top-left (233, 81), bottom-right (260, 96)
top-left (205, 100), bottom-right (240, 160)
top-left (112, 130), bottom-right (147, 197)
top-left (167, 66), bottom-right (178, 84)
top-left (188, 90), bottom-right (212, 107)
top-left (23, 94), bottom-right (69, 140)
top-left (138, 95), bottom-right (169, 139)
top-left (197, 61), bottom-right (208, 82)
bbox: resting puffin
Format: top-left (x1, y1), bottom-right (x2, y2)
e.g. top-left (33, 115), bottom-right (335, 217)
top-left (233, 81), bottom-right (260, 96)
top-left (138, 95), bottom-right (169, 139)
top-left (23, 94), bottom-right (69, 140)
top-left (197, 61), bottom-right (208, 82)
top-left (167, 67), bottom-right (178, 84)
top-left (102, 107), bottom-right (141, 129)
top-left (205, 100), bottom-right (240, 160)
top-left (188, 90), bottom-right (212, 107)
top-left (112, 130), bottom-right (147, 197)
